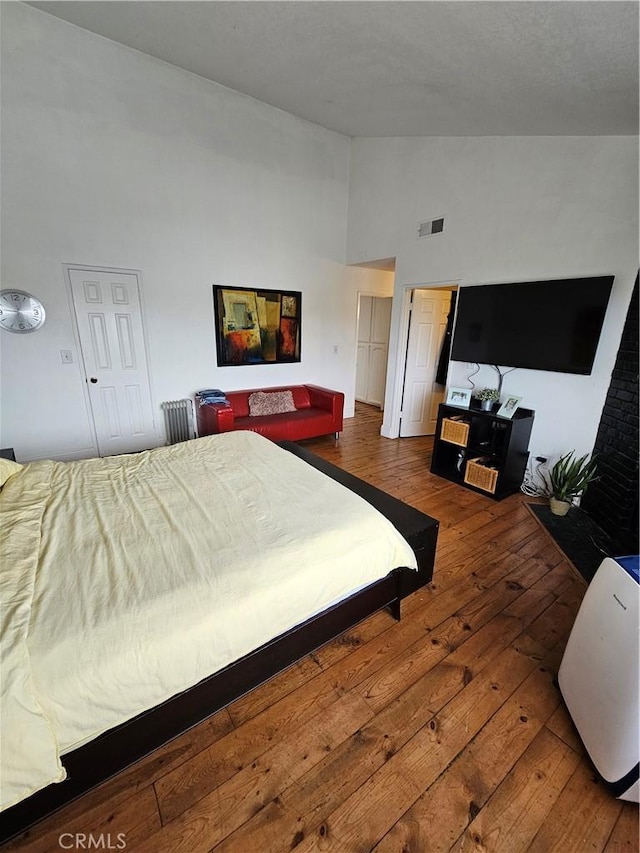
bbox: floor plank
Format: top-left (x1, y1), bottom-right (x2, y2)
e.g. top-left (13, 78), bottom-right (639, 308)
top-left (139, 692), bottom-right (374, 853)
top-left (451, 727), bottom-right (581, 852)
top-left (4, 787), bottom-right (161, 853)
top-left (526, 759), bottom-right (624, 853)
top-left (372, 665), bottom-right (563, 853)
top-left (604, 804), bottom-right (640, 853)
top-left (5, 403), bottom-right (637, 853)
top-left (290, 641), bottom-right (548, 852)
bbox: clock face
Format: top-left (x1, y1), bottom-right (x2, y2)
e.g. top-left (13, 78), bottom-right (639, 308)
top-left (0, 290), bottom-right (46, 333)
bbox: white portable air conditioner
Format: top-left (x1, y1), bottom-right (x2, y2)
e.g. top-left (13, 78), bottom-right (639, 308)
top-left (558, 555), bottom-right (639, 802)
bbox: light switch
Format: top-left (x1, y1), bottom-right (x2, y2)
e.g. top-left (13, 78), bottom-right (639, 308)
top-left (60, 350), bottom-right (73, 364)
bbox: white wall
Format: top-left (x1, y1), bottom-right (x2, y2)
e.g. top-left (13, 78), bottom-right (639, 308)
top-left (347, 136), bottom-right (639, 461)
top-left (0, 3), bottom-right (391, 461)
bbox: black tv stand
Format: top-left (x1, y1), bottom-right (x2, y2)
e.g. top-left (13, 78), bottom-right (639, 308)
top-left (431, 402), bottom-right (535, 500)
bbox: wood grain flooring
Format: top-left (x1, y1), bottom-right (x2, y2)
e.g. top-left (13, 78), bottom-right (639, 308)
top-left (6, 404), bottom-right (638, 852)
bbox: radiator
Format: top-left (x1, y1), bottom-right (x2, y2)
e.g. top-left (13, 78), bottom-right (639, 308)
top-left (161, 399), bottom-right (195, 444)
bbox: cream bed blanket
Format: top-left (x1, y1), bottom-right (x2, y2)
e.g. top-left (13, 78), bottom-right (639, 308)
top-left (0, 431), bottom-right (416, 811)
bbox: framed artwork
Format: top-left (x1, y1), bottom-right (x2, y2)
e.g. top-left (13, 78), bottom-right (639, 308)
top-left (445, 387), bottom-right (471, 408)
top-left (497, 395), bottom-right (522, 419)
top-left (213, 285), bottom-right (301, 366)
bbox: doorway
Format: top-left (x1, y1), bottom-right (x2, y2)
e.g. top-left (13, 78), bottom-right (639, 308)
top-left (66, 265), bottom-right (157, 456)
top-left (399, 287), bottom-right (454, 437)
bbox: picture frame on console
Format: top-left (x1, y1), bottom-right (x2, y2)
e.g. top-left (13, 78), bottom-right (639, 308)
top-left (445, 387), bottom-right (472, 408)
top-left (213, 285), bottom-right (301, 366)
top-left (497, 395), bottom-right (522, 419)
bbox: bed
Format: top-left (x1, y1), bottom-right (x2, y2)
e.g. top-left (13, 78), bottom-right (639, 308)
top-left (0, 431), bottom-right (437, 842)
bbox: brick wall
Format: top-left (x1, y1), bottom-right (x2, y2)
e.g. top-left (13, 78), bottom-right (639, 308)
top-left (582, 276), bottom-right (639, 555)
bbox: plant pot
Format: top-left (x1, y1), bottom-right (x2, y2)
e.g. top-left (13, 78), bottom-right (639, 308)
top-left (549, 497), bottom-right (571, 516)
top-left (480, 399), bottom-right (494, 411)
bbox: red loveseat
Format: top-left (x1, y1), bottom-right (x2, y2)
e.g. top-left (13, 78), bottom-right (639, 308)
top-left (196, 384), bottom-right (344, 442)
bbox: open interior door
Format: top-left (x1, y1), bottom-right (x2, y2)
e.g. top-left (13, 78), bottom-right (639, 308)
top-left (400, 288), bottom-right (452, 437)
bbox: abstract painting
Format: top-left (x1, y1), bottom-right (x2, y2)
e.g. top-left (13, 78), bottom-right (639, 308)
top-left (213, 286), bottom-right (301, 366)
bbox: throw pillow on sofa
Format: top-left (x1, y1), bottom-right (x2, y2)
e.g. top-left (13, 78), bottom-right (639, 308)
top-left (248, 390), bottom-right (297, 417)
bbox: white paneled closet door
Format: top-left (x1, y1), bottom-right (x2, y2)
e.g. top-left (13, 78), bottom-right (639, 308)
top-left (356, 296), bottom-right (392, 409)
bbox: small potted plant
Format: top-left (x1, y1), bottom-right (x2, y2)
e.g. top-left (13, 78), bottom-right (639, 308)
top-left (475, 388), bottom-right (500, 411)
top-left (542, 451), bottom-right (599, 516)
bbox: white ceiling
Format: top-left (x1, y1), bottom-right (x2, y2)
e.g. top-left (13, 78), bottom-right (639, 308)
top-left (26, 1), bottom-right (639, 137)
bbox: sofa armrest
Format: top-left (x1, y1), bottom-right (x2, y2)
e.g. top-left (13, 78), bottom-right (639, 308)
top-left (197, 403), bottom-right (235, 435)
top-left (215, 405), bottom-right (236, 433)
top-left (305, 385), bottom-right (344, 430)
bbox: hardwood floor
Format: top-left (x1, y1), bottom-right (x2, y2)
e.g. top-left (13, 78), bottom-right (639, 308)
top-left (6, 403), bottom-right (638, 852)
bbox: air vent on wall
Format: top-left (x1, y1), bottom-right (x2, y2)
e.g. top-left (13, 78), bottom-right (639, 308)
top-left (418, 217), bottom-right (445, 238)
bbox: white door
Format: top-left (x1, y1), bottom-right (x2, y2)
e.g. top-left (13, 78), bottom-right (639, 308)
top-left (367, 343), bottom-right (388, 408)
top-left (355, 295), bottom-right (392, 408)
top-left (400, 289), bottom-right (452, 437)
top-left (355, 342), bottom-right (369, 400)
top-left (68, 268), bottom-right (157, 456)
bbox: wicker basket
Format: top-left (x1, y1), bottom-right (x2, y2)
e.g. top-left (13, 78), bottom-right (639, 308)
top-left (464, 457), bottom-right (499, 494)
top-left (440, 417), bottom-right (470, 447)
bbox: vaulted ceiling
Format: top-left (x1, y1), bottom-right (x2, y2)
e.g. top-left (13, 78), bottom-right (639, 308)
top-left (26, 1), bottom-right (639, 137)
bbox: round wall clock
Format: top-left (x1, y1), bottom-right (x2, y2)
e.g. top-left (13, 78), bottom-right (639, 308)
top-left (0, 289), bottom-right (46, 333)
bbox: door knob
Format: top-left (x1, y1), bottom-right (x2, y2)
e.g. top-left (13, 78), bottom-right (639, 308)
top-left (90, 377), bottom-right (98, 383)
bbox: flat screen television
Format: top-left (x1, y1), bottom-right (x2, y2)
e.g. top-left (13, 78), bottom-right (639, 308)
top-left (450, 275), bottom-right (614, 375)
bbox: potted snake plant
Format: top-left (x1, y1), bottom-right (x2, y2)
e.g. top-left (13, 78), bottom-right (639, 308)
top-left (543, 451), bottom-right (599, 516)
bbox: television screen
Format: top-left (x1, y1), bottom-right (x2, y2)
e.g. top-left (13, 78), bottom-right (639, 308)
top-left (451, 276), bottom-right (614, 375)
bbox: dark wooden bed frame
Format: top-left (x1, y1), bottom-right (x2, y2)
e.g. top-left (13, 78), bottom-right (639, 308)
top-left (0, 443), bottom-right (438, 844)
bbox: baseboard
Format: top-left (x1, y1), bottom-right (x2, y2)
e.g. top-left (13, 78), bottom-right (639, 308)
top-left (19, 447), bottom-right (98, 463)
